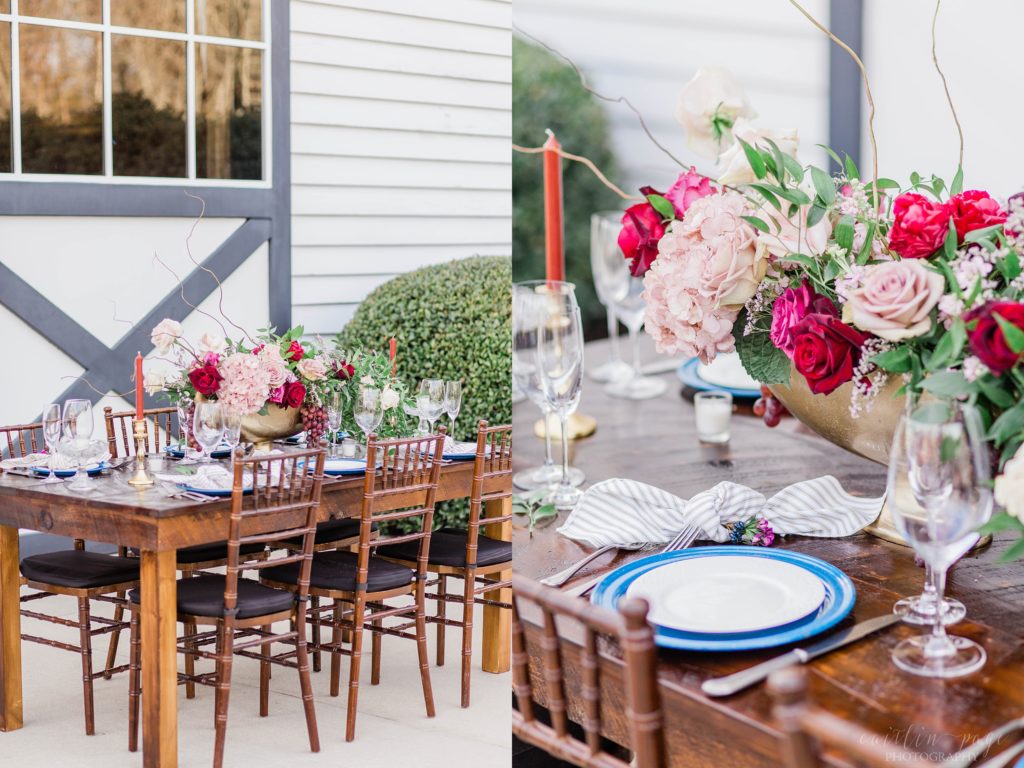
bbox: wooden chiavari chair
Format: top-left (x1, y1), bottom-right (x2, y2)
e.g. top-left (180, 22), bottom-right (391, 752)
top-left (512, 574), bottom-right (666, 768)
top-left (261, 431), bottom-right (445, 741)
top-left (1, 420), bottom-right (140, 735)
top-left (103, 405), bottom-right (176, 458)
top-left (127, 448), bottom-right (326, 768)
top-left (378, 420), bottom-right (512, 707)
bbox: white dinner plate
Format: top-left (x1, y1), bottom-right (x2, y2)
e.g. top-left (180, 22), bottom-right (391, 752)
top-left (696, 353), bottom-right (761, 392)
top-left (624, 555), bottom-right (826, 634)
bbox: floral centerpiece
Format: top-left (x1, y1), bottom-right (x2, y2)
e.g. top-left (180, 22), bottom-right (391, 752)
top-left (618, 68), bottom-right (1024, 547)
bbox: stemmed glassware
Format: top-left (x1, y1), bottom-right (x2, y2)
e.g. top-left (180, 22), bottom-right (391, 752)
top-left (886, 399), bottom-right (993, 678)
top-left (444, 380), bottom-right (462, 440)
top-left (193, 401), bottom-right (224, 464)
top-left (354, 386), bottom-right (384, 458)
top-left (417, 379), bottom-right (445, 434)
top-left (512, 281), bottom-right (584, 491)
top-left (39, 403), bottom-right (63, 484)
top-left (176, 393), bottom-right (197, 464)
top-left (605, 272), bottom-right (667, 400)
top-left (537, 300), bottom-right (585, 511)
top-left (589, 211), bottom-right (633, 384)
top-left (326, 390), bottom-right (344, 458)
top-left (221, 407), bottom-right (242, 458)
top-left (62, 398), bottom-right (96, 492)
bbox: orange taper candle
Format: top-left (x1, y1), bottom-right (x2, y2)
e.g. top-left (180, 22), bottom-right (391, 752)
top-left (134, 352), bottom-right (144, 419)
top-left (389, 336), bottom-right (397, 376)
top-left (543, 129), bottom-right (565, 282)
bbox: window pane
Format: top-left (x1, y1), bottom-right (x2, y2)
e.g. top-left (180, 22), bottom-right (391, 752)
top-left (112, 35), bottom-right (186, 177)
top-left (195, 0), bottom-right (262, 42)
top-left (111, 1), bottom-right (186, 32)
top-left (20, 0), bottom-right (101, 22)
top-left (0, 23), bottom-right (9, 173)
top-left (196, 43), bottom-right (261, 180)
top-left (0, 2), bottom-right (8, 13)
top-left (20, 25), bottom-right (102, 175)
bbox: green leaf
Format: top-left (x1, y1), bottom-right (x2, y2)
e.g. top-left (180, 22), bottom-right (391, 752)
top-left (920, 370), bottom-right (970, 398)
top-left (926, 317), bottom-right (966, 371)
top-left (934, 258), bottom-right (964, 299)
top-left (999, 537), bottom-right (1024, 564)
top-left (988, 402), bottom-right (1024, 446)
top-left (809, 166), bottom-right (836, 206)
top-left (977, 513), bottom-right (1024, 536)
top-left (774, 186), bottom-right (812, 207)
top-left (732, 311), bottom-right (791, 385)
top-left (950, 166), bottom-right (964, 196)
top-left (977, 375), bottom-right (1016, 409)
top-left (738, 138), bottom-right (767, 180)
top-left (763, 138), bottom-right (789, 185)
top-left (871, 346), bottom-right (912, 373)
top-left (844, 154), bottom-right (860, 181)
top-left (748, 183), bottom-right (782, 211)
top-left (994, 312), bottom-right (1024, 354)
top-left (910, 170), bottom-right (921, 186)
top-left (741, 215), bottom-right (770, 234)
top-left (964, 224), bottom-right (1004, 244)
top-left (806, 203), bottom-right (827, 229)
top-left (646, 193), bottom-right (675, 221)
top-left (857, 221), bottom-right (877, 265)
top-left (1003, 248), bottom-right (1022, 281)
top-left (816, 144), bottom-right (843, 168)
top-left (834, 214), bottom-right (855, 254)
top-left (943, 218), bottom-right (958, 261)
top-left (781, 153), bottom-right (805, 184)
top-left (873, 178), bottom-right (902, 190)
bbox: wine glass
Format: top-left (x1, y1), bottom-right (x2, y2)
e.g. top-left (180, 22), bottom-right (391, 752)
top-left (221, 407), bottom-right (242, 459)
top-left (39, 403), bottom-right (63, 484)
top-left (444, 380), bottom-right (462, 440)
top-left (417, 379), bottom-right (445, 434)
top-left (537, 301), bottom-right (585, 511)
top-left (193, 401), bottom-right (224, 463)
top-left (176, 393), bottom-right (197, 464)
top-left (603, 265), bottom-right (667, 400)
top-left (62, 399), bottom-right (94, 492)
top-left (512, 281), bottom-right (584, 491)
top-left (886, 400), bottom-right (992, 678)
top-left (326, 390), bottom-right (344, 458)
top-left (354, 386), bottom-right (384, 458)
top-left (589, 211), bottom-right (633, 384)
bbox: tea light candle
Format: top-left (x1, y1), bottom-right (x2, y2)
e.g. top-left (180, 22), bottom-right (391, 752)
top-left (341, 439), bottom-right (357, 458)
top-left (694, 391), bottom-right (733, 444)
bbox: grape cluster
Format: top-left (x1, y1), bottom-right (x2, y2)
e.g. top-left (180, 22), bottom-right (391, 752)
top-left (300, 403), bottom-right (328, 446)
top-left (752, 386), bottom-right (788, 428)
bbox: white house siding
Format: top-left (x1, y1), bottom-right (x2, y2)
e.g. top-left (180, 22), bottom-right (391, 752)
top-left (289, 0), bottom-right (513, 336)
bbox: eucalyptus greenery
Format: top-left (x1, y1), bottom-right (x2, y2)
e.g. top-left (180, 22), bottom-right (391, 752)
top-left (512, 490), bottom-right (558, 535)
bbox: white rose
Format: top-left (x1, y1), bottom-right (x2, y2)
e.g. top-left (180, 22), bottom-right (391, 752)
top-left (381, 387), bottom-right (400, 410)
top-left (756, 201), bottom-right (832, 259)
top-left (296, 357), bottom-right (327, 381)
top-left (143, 370), bottom-right (166, 395)
top-left (996, 447), bottom-right (1024, 520)
top-left (150, 318), bottom-right (183, 355)
top-left (717, 119), bottom-right (800, 187)
top-left (197, 332), bottom-right (226, 355)
top-left (675, 67), bottom-right (755, 160)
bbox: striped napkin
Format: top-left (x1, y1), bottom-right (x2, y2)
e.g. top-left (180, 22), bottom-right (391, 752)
top-left (557, 477), bottom-right (885, 548)
top-left (1, 451), bottom-right (110, 472)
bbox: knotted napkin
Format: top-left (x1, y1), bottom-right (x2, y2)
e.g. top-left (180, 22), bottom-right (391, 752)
top-left (1, 451), bottom-right (111, 472)
top-left (557, 476), bottom-right (884, 548)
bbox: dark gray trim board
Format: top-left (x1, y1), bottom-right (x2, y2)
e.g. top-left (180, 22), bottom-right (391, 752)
top-left (269, 0), bottom-right (293, 335)
top-left (0, 183), bottom-right (274, 218)
top-left (828, 0), bottom-right (864, 172)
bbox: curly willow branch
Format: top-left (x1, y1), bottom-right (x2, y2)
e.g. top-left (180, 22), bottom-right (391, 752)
top-left (932, 0), bottom-right (964, 171)
top-left (59, 375), bottom-right (135, 400)
top-left (786, 0), bottom-right (878, 195)
top-left (512, 24), bottom-right (686, 170)
top-left (151, 249), bottom-right (229, 340)
top-left (512, 143), bottom-right (641, 202)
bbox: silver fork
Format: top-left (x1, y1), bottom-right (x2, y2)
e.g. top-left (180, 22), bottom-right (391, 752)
top-left (540, 542), bottom-right (646, 587)
top-left (565, 524), bottom-right (702, 598)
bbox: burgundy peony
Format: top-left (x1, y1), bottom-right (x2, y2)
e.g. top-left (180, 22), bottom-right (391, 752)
top-left (770, 281), bottom-right (838, 359)
top-left (286, 340), bottom-right (304, 362)
top-left (283, 380), bottom-right (306, 408)
top-left (251, 343), bottom-right (265, 355)
top-left (663, 167), bottom-right (714, 218)
top-left (790, 313), bottom-right (868, 395)
top-left (965, 301), bottom-right (1024, 376)
top-left (334, 360), bottom-right (355, 380)
top-left (619, 190), bottom-right (667, 277)
top-left (887, 193), bottom-right (951, 259)
top-left (188, 363), bottom-right (223, 396)
top-left (268, 385), bottom-right (285, 404)
top-left (949, 190), bottom-right (1007, 241)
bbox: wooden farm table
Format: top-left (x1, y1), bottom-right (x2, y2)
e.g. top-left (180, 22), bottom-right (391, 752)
top-left (0, 455), bottom-right (512, 768)
top-left (513, 338), bottom-right (1024, 767)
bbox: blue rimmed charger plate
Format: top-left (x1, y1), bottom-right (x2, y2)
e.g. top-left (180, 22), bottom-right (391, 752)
top-left (32, 462), bottom-right (107, 478)
top-left (676, 358), bottom-right (761, 401)
top-left (591, 546), bottom-right (855, 652)
top-left (165, 442), bottom-right (232, 460)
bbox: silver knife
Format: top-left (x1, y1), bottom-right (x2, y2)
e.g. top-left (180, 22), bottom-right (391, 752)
top-left (700, 613), bottom-right (900, 697)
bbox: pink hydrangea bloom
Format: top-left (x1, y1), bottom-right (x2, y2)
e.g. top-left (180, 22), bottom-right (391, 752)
top-left (217, 352), bottom-right (273, 415)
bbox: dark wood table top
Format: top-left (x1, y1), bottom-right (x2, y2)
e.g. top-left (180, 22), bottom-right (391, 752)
top-left (513, 338), bottom-right (1023, 767)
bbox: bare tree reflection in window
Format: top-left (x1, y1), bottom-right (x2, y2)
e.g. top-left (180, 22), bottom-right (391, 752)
top-left (196, 43), bottom-right (261, 180)
top-left (0, 23), bottom-right (10, 172)
top-left (111, 0), bottom-right (186, 32)
top-left (195, 0), bottom-right (262, 42)
top-left (20, 0), bottom-right (101, 23)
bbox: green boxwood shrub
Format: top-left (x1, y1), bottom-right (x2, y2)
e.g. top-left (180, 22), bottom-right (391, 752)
top-left (336, 255), bottom-right (511, 530)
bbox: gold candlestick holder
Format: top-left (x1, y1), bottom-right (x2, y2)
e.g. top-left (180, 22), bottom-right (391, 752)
top-left (533, 412), bottom-right (597, 441)
top-left (127, 418), bottom-right (155, 487)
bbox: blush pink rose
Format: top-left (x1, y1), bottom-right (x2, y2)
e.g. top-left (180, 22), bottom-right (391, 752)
top-left (887, 193), bottom-right (951, 258)
top-left (845, 260), bottom-right (944, 341)
top-left (770, 282), bottom-right (838, 359)
top-left (663, 167), bottom-right (714, 218)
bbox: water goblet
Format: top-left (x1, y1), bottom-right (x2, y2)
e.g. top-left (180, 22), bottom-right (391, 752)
top-left (444, 380), bottom-right (462, 439)
top-left (39, 403), bottom-right (63, 484)
top-left (589, 211), bottom-right (633, 384)
top-left (62, 399), bottom-right (93, 489)
top-left (605, 273), bottom-right (667, 400)
top-left (221, 407), bottom-right (242, 459)
top-left (417, 379), bottom-right (445, 434)
top-left (886, 400), bottom-right (993, 678)
top-left (176, 393), bottom-right (197, 464)
top-left (327, 390), bottom-right (343, 458)
top-left (193, 401), bottom-right (224, 463)
top-left (354, 386), bottom-right (384, 457)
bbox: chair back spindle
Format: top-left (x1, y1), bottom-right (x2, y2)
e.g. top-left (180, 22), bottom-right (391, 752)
top-left (468, 420), bottom-right (512, 563)
top-left (0, 422), bottom-right (43, 464)
top-left (103, 406), bottom-right (177, 458)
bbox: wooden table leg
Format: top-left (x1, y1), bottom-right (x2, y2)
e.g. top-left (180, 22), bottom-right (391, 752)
top-left (481, 497), bottom-right (511, 674)
top-left (0, 526), bottom-right (23, 732)
top-left (140, 550), bottom-right (177, 768)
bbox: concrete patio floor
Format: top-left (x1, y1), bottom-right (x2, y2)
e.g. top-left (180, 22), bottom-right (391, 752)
top-left (4, 584), bottom-right (510, 767)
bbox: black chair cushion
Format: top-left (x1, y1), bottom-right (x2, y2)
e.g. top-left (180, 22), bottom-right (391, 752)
top-left (176, 541), bottom-right (267, 564)
top-left (129, 575), bottom-right (295, 620)
top-left (283, 519), bottom-right (378, 548)
top-left (378, 528), bottom-right (512, 569)
top-left (263, 551), bottom-right (414, 593)
top-left (21, 550), bottom-right (141, 590)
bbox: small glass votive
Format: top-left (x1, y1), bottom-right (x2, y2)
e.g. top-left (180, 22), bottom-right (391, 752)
top-left (147, 453), bottom-right (167, 472)
top-left (694, 391), bottom-right (733, 444)
top-left (340, 438), bottom-right (358, 458)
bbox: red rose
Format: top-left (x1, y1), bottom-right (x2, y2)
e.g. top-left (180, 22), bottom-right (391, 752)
top-left (286, 340), bottom-right (304, 362)
top-left (887, 193), bottom-right (951, 259)
top-left (187, 363), bottom-right (223, 396)
top-left (619, 190), bottom-right (667, 277)
top-left (790, 313), bottom-right (868, 395)
top-left (283, 380), bottom-right (306, 408)
top-left (334, 360), bottom-right (355, 381)
top-left (949, 190), bottom-right (1007, 241)
top-left (770, 281), bottom-right (838, 359)
top-left (965, 301), bottom-right (1024, 376)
